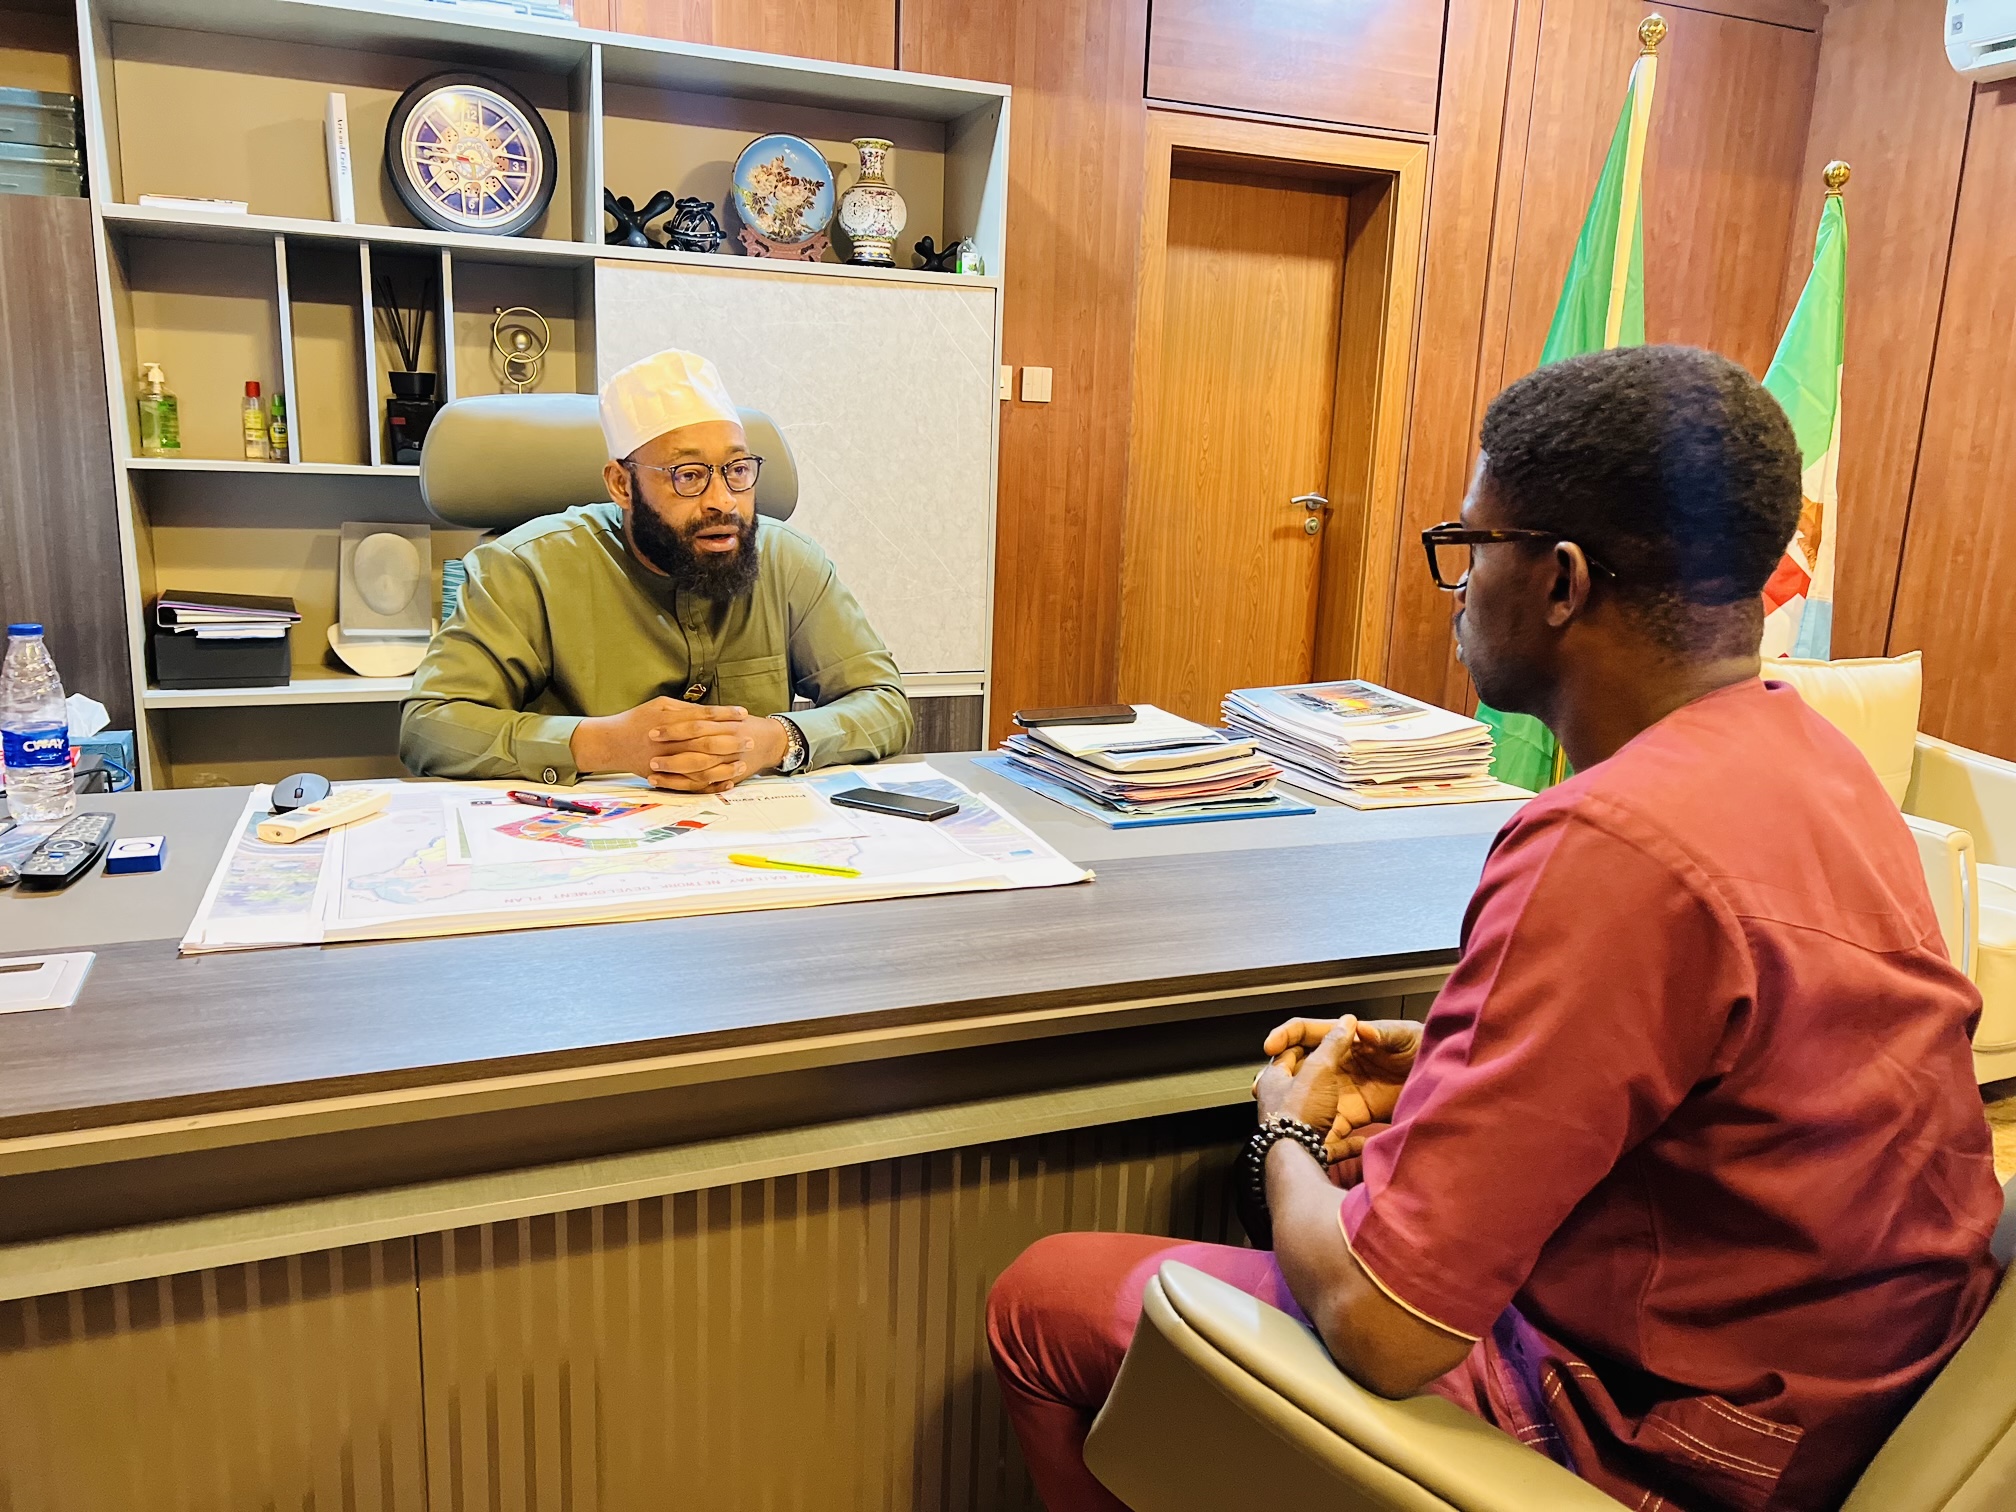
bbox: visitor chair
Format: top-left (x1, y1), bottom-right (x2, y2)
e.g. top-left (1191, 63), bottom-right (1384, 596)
top-left (1769, 653), bottom-right (2016, 1084)
top-left (1082, 1181), bottom-right (2016, 1511)
top-left (416, 391), bottom-right (800, 535)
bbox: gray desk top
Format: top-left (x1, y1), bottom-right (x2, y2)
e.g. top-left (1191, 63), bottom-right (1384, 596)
top-left (0, 757), bottom-right (1517, 1137)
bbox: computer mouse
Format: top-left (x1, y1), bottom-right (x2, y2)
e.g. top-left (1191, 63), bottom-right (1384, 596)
top-left (270, 772), bottom-right (332, 814)
top-left (0, 862), bottom-right (18, 889)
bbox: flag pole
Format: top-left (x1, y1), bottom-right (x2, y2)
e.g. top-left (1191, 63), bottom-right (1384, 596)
top-left (1604, 15), bottom-right (1667, 348)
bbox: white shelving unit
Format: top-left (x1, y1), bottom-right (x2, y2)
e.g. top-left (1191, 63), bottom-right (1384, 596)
top-left (73, 0), bottom-right (1010, 788)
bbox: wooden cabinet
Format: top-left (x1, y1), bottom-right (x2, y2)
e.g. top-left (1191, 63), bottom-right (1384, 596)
top-left (1147, 0), bottom-right (1446, 135)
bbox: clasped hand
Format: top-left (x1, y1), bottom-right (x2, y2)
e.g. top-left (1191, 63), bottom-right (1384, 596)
top-left (570, 697), bottom-right (789, 792)
top-left (1253, 1015), bottom-right (1421, 1185)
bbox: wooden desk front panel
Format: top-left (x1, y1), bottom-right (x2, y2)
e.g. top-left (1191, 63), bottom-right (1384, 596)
top-left (0, 1241), bottom-right (424, 1511)
top-left (0, 1108), bottom-right (1247, 1512)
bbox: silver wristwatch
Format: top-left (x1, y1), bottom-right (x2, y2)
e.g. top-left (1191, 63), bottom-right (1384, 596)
top-left (773, 715), bottom-right (809, 774)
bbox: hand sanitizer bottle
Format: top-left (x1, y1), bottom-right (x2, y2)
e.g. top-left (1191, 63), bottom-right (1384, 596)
top-left (137, 362), bottom-right (180, 457)
top-left (243, 380), bottom-right (269, 461)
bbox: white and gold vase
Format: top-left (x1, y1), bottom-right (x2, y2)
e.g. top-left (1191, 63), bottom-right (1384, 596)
top-left (837, 138), bottom-right (907, 267)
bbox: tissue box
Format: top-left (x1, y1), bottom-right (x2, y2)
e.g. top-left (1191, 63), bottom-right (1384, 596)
top-left (72, 730), bottom-right (136, 788)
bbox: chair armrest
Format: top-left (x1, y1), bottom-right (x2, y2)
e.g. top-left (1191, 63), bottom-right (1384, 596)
top-left (1086, 1261), bottom-right (1623, 1512)
top-left (1902, 814), bottom-right (1977, 980)
top-left (1908, 734), bottom-right (2016, 867)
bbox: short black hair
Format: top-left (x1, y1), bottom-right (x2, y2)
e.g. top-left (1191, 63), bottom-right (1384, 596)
top-left (1478, 344), bottom-right (1801, 651)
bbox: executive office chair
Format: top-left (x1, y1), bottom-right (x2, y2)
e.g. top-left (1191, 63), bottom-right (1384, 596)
top-left (417, 392), bottom-right (801, 533)
top-left (1082, 1179), bottom-right (2016, 1512)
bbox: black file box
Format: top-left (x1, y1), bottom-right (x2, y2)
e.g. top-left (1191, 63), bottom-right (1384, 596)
top-left (150, 628), bottom-right (292, 689)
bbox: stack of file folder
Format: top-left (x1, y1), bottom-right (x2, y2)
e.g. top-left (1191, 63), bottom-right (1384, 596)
top-left (997, 705), bottom-right (1292, 821)
top-left (151, 590), bottom-right (302, 689)
top-left (1222, 680), bottom-right (1529, 809)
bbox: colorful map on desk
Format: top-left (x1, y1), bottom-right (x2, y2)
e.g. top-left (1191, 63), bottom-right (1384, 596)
top-left (180, 770), bottom-right (1089, 954)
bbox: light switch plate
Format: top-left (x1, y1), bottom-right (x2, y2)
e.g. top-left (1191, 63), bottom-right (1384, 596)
top-left (1021, 366), bottom-right (1053, 403)
top-left (999, 364), bottom-right (1012, 400)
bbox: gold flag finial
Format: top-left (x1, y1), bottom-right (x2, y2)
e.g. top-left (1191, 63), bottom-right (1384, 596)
top-left (1639, 14), bottom-right (1668, 52)
top-left (1823, 160), bottom-right (1851, 194)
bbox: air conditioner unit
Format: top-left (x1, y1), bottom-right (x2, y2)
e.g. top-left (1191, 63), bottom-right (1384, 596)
top-left (1948, 1), bottom-right (2016, 81)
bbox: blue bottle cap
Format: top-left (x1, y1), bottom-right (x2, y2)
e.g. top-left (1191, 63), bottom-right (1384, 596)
top-left (7, 623), bottom-right (42, 637)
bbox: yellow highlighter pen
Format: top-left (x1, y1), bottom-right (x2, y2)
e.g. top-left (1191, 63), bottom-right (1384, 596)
top-left (728, 852), bottom-right (862, 879)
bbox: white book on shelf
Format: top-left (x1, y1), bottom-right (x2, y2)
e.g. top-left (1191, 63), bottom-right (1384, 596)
top-left (325, 91), bottom-right (355, 223)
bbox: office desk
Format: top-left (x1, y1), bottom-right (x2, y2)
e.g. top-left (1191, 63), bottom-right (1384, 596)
top-left (0, 758), bottom-right (1516, 1510)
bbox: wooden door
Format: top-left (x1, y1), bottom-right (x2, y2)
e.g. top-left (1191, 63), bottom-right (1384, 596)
top-left (1118, 163), bottom-right (1349, 723)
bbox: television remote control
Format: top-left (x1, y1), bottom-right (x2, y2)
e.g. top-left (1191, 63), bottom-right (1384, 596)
top-left (15, 812), bottom-right (117, 891)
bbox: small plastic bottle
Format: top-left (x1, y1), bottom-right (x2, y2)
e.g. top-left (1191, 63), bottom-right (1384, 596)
top-left (137, 362), bottom-right (181, 457)
top-left (242, 380), bottom-right (269, 461)
top-left (1, 624), bottom-right (76, 824)
top-left (268, 392), bottom-right (290, 462)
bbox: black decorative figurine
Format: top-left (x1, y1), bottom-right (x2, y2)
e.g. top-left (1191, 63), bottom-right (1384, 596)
top-left (912, 234), bottom-right (960, 273)
top-left (666, 197), bottom-right (726, 254)
top-left (604, 188), bottom-right (675, 248)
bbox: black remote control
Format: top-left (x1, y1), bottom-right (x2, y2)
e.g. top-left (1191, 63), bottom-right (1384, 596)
top-left (15, 812), bottom-right (116, 891)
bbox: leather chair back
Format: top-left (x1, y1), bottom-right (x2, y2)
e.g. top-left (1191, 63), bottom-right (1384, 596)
top-left (1838, 1179), bottom-right (2016, 1511)
top-left (418, 392), bottom-right (799, 533)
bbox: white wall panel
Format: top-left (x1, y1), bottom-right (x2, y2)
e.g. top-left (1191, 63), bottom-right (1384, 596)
top-left (595, 262), bottom-right (995, 676)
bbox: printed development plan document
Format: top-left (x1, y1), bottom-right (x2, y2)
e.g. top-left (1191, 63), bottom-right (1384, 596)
top-left (181, 770), bottom-right (1088, 953)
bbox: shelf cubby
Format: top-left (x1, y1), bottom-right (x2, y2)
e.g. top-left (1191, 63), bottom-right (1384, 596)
top-left (109, 232), bottom-right (282, 463)
top-left (101, 21), bottom-right (587, 247)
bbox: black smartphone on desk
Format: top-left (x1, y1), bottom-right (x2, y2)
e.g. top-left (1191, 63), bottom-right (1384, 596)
top-left (1013, 704), bottom-right (1135, 728)
top-left (830, 787), bottom-right (960, 822)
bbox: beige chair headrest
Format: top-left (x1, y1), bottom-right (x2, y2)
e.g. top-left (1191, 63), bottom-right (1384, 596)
top-left (418, 392), bottom-right (799, 533)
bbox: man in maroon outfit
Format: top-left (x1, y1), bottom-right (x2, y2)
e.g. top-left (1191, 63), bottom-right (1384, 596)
top-left (987, 346), bottom-right (2004, 1512)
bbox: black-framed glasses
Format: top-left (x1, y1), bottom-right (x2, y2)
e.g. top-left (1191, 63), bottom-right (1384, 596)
top-left (1420, 521), bottom-right (1614, 591)
top-left (627, 455), bottom-right (765, 498)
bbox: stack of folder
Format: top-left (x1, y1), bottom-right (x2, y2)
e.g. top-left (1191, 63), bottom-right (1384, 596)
top-left (1221, 680), bottom-right (1528, 809)
top-left (151, 589), bottom-right (302, 689)
top-left (999, 705), bottom-right (1286, 818)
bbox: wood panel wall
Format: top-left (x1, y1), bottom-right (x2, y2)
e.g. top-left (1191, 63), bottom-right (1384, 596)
top-left (1146, 0), bottom-right (1446, 133)
top-left (0, 196), bottom-right (132, 730)
top-left (575, 0), bottom-right (897, 68)
top-left (900, 0), bottom-right (1152, 744)
top-left (1883, 78), bottom-right (2016, 756)
top-left (1386, 0), bottom-right (1825, 709)
top-left (1779, 0), bottom-right (1973, 665)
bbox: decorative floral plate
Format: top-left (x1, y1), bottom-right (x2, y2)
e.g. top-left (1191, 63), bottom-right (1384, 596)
top-left (730, 134), bottom-right (835, 245)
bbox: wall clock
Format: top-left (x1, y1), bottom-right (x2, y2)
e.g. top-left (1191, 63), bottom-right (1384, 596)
top-left (385, 71), bottom-right (556, 237)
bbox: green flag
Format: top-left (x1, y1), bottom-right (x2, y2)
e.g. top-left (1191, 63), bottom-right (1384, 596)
top-left (1758, 170), bottom-right (1848, 662)
top-left (1479, 17), bottom-right (1664, 791)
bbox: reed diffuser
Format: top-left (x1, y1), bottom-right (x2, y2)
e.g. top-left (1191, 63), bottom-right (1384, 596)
top-left (375, 270), bottom-right (440, 464)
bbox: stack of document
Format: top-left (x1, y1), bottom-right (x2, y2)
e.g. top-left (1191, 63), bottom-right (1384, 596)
top-left (154, 590), bottom-right (302, 640)
top-left (1222, 680), bottom-right (1529, 809)
top-left (999, 705), bottom-right (1284, 817)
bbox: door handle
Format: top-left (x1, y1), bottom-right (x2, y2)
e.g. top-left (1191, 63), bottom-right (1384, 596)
top-left (1291, 493), bottom-right (1327, 513)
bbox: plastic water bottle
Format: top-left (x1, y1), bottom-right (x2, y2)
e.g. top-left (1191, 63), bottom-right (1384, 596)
top-left (2, 623), bottom-right (76, 822)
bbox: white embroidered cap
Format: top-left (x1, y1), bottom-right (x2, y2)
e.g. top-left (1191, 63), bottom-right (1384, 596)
top-left (598, 348), bottom-right (740, 459)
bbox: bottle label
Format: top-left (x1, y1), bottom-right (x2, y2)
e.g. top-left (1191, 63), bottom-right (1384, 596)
top-left (3, 727), bottom-right (70, 769)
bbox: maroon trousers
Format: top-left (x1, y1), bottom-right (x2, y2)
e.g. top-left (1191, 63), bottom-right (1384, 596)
top-left (986, 1232), bottom-right (1685, 1512)
top-left (985, 1232), bottom-right (1310, 1512)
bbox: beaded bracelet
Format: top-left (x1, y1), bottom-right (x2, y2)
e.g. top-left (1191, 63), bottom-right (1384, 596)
top-left (1238, 1115), bottom-right (1329, 1248)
